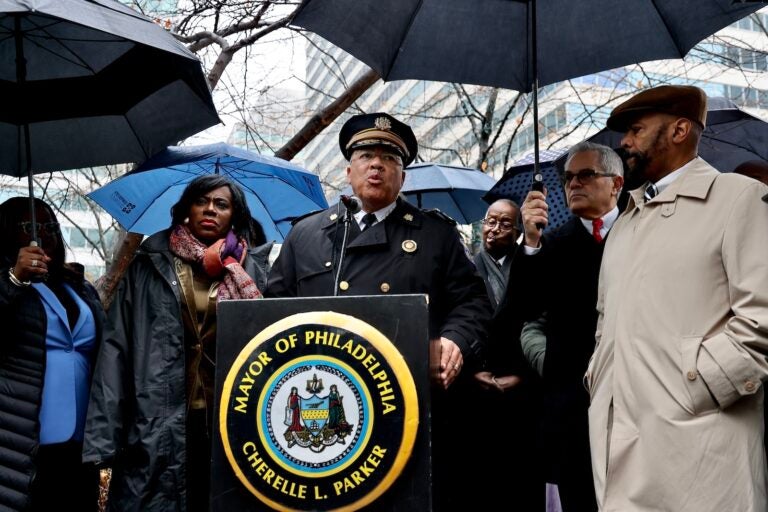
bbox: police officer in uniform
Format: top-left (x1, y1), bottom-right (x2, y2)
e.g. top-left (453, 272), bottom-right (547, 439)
top-left (266, 112), bottom-right (492, 510)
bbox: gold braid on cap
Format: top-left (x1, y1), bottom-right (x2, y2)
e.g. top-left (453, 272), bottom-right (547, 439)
top-left (346, 128), bottom-right (409, 159)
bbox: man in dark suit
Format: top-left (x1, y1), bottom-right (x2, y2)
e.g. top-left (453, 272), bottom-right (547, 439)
top-left (266, 112), bottom-right (491, 510)
top-left (473, 199), bottom-right (519, 311)
top-left (468, 199), bottom-right (546, 510)
top-left (506, 140), bottom-right (624, 512)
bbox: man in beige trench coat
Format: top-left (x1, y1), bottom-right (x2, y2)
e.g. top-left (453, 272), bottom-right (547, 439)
top-left (586, 85), bottom-right (768, 511)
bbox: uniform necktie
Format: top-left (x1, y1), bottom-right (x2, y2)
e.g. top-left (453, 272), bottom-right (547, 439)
top-left (592, 218), bottom-right (604, 243)
top-left (361, 213), bottom-right (377, 231)
top-left (644, 183), bottom-right (658, 202)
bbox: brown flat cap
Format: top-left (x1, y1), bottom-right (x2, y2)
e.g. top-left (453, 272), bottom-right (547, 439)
top-left (606, 85), bottom-right (708, 132)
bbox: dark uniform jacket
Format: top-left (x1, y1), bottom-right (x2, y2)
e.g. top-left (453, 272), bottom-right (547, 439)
top-left (266, 198), bottom-right (491, 510)
top-left (266, 198), bottom-right (490, 366)
top-left (83, 230), bottom-right (272, 512)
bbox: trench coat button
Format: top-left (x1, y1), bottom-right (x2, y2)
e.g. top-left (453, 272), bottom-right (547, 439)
top-left (339, 281), bottom-right (349, 291)
top-left (686, 371), bottom-right (697, 381)
top-left (745, 380), bottom-right (756, 392)
top-left (171, 280), bottom-right (177, 286)
top-left (380, 282), bottom-right (390, 293)
top-left (325, 261), bottom-right (332, 267)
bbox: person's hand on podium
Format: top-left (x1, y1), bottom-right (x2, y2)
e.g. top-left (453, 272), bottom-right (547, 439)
top-left (438, 337), bottom-right (463, 389)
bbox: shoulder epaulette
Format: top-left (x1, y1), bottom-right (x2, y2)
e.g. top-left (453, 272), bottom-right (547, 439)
top-left (290, 208), bottom-right (325, 226)
top-left (423, 208), bottom-right (457, 226)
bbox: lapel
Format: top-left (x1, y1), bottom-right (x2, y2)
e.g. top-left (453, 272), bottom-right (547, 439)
top-left (32, 283), bottom-right (71, 335)
top-left (500, 249), bottom-right (514, 277)
top-left (65, 285), bottom-right (91, 338)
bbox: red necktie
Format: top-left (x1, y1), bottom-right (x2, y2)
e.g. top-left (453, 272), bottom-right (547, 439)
top-left (592, 218), bottom-right (604, 243)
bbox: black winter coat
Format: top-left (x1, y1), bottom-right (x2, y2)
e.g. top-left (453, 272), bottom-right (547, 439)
top-left (0, 263), bottom-right (104, 511)
top-left (83, 230), bottom-right (272, 512)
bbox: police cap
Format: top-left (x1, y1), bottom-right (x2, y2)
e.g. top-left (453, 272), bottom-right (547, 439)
top-left (339, 112), bottom-right (418, 167)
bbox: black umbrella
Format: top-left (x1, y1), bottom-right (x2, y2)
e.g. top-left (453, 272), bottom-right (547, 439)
top-left (484, 149), bottom-right (574, 233)
top-left (292, 0), bottom-right (766, 186)
top-left (0, 0), bottom-right (220, 241)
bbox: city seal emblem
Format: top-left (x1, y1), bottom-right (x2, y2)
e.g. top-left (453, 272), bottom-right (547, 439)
top-left (219, 312), bottom-right (418, 511)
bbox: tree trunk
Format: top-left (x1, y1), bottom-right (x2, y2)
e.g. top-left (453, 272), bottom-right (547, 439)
top-left (97, 68), bottom-right (381, 307)
top-left (275, 68), bottom-right (380, 160)
top-left (96, 231), bottom-right (143, 310)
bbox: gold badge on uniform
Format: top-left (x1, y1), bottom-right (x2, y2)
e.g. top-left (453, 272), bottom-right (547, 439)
top-left (330, 213), bottom-right (338, 221)
top-left (403, 213), bottom-right (413, 222)
top-left (401, 240), bottom-right (417, 253)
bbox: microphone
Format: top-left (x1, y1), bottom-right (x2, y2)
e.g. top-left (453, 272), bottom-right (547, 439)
top-left (340, 194), bottom-right (362, 214)
top-left (333, 195), bottom-right (360, 296)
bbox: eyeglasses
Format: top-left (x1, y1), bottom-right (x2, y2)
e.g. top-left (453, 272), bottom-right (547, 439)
top-left (562, 169), bottom-right (617, 186)
top-left (17, 221), bottom-right (60, 235)
top-left (481, 217), bottom-right (516, 231)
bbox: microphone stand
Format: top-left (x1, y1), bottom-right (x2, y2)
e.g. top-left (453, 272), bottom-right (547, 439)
top-left (333, 205), bottom-right (355, 296)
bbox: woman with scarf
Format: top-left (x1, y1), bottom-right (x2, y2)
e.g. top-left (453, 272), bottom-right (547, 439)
top-left (0, 197), bottom-right (103, 511)
top-left (84, 175), bottom-right (272, 511)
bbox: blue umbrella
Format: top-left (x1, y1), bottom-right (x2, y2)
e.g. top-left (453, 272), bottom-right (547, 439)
top-left (339, 162), bottom-right (497, 224)
top-left (88, 143), bottom-right (328, 242)
top-left (403, 162), bottom-right (497, 223)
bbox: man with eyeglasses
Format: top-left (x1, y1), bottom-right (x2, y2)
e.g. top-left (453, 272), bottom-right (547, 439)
top-left (468, 198), bottom-right (547, 510)
top-left (474, 199), bottom-right (520, 311)
top-left (502, 140), bottom-right (624, 512)
top-left (587, 85), bottom-right (768, 512)
top-left (267, 112), bottom-right (491, 510)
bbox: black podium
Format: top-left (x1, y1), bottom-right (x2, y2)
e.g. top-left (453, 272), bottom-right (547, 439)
top-left (212, 295), bottom-right (433, 511)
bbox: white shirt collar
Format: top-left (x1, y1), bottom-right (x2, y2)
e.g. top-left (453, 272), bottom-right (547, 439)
top-left (579, 205), bottom-right (619, 238)
top-left (353, 201), bottom-right (397, 229)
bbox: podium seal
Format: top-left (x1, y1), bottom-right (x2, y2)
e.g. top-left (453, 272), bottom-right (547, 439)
top-left (219, 311), bottom-right (419, 511)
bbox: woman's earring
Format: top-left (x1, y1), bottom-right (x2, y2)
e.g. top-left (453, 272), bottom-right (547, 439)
top-left (184, 217), bottom-right (189, 224)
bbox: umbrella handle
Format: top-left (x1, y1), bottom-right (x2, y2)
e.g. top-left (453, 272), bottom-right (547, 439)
top-left (531, 176), bottom-right (546, 231)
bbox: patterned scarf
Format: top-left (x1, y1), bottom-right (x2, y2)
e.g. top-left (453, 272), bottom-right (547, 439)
top-left (169, 224), bottom-right (262, 301)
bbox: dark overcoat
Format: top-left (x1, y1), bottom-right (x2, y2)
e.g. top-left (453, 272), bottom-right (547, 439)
top-left (505, 215), bottom-right (604, 509)
top-left (83, 230), bottom-right (272, 512)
